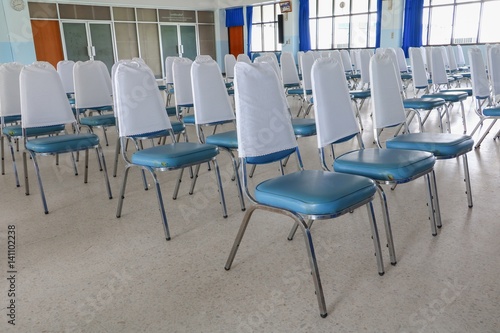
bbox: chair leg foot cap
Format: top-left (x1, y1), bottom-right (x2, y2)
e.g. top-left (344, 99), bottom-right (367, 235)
top-left (320, 313), bottom-right (328, 318)
top-left (432, 233), bottom-right (437, 237)
top-left (379, 272), bottom-right (385, 276)
top-left (224, 266), bottom-right (230, 271)
top-left (44, 211), bottom-right (49, 215)
top-left (223, 215), bottom-right (228, 219)
top-left (16, 185), bottom-right (20, 188)
top-left (391, 262), bottom-right (397, 266)
top-left (166, 237), bottom-right (171, 241)
top-left (437, 225), bottom-right (442, 229)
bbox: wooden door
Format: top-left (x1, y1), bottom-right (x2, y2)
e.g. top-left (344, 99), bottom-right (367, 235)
top-left (228, 26), bottom-right (244, 56)
top-left (31, 20), bottom-right (64, 68)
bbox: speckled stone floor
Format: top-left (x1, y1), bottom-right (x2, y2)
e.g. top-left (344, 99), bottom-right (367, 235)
top-left (0, 93), bottom-right (498, 333)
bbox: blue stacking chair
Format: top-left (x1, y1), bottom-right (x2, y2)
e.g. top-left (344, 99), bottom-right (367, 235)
top-left (191, 57), bottom-right (245, 212)
top-left (371, 51), bottom-right (474, 210)
top-left (113, 60), bottom-right (228, 241)
top-left (308, 57), bottom-right (441, 268)
top-left (469, 46), bottom-right (500, 148)
top-left (20, 62), bottom-right (112, 214)
top-left (224, 61), bottom-right (385, 318)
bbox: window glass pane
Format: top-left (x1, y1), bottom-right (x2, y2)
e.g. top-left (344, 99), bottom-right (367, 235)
top-left (350, 14), bottom-right (367, 48)
top-left (262, 4), bottom-right (275, 22)
top-left (431, 0), bottom-right (453, 4)
top-left (333, 16), bottom-right (349, 48)
top-left (453, 3), bottom-right (480, 44)
top-left (137, 8), bottom-right (157, 22)
top-left (159, 10), bottom-right (196, 23)
top-left (351, 1), bottom-right (368, 14)
top-left (263, 23), bottom-right (276, 51)
top-left (317, 18), bottom-right (333, 49)
top-left (198, 11), bottom-right (214, 23)
top-left (199, 25), bottom-right (216, 58)
top-left (334, 0), bottom-right (350, 16)
top-left (309, 0), bottom-right (317, 18)
top-left (274, 23), bottom-right (282, 51)
top-left (113, 7), bottom-right (135, 21)
top-left (422, 8), bottom-right (429, 45)
top-left (28, 2), bottom-right (58, 19)
top-left (251, 25), bottom-right (262, 51)
top-left (310, 19), bottom-right (317, 49)
top-left (479, 1), bottom-right (500, 43)
top-left (318, 0), bottom-right (333, 17)
top-left (368, 13), bottom-right (377, 47)
top-left (424, 0), bottom-right (430, 6)
top-left (253, 6), bottom-right (262, 23)
top-left (369, 0), bottom-right (377, 12)
top-left (115, 23), bottom-right (139, 60)
top-left (428, 6), bottom-right (453, 45)
top-left (137, 23), bottom-right (161, 77)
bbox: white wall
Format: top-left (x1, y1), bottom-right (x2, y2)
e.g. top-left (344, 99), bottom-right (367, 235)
top-left (1, 0), bottom-right (36, 64)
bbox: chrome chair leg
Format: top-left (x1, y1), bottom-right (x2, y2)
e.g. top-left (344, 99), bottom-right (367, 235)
top-left (96, 144), bottom-right (112, 199)
top-left (23, 151), bottom-right (29, 195)
top-left (249, 164), bottom-right (257, 178)
top-left (113, 137), bottom-right (120, 177)
top-left (6, 136), bottom-right (20, 187)
top-left (150, 168), bottom-right (171, 241)
top-left (84, 149), bottom-right (89, 183)
top-left (459, 101), bottom-right (467, 134)
top-left (376, 185), bottom-right (396, 265)
top-left (474, 119), bottom-right (497, 148)
top-left (229, 152), bottom-right (246, 211)
top-left (173, 168), bottom-right (184, 200)
top-left (462, 154), bottom-right (473, 208)
top-left (30, 152), bottom-right (49, 214)
top-left (366, 201), bottom-right (385, 276)
top-left (287, 218), bottom-right (313, 241)
top-left (429, 170), bottom-right (442, 229)
top-left (469, 118), bottom-right (484, 137)
top-left (188, 164), bottom-right (201, 195)
top-left (424, 173), bottom-right (438, 236)
top-left (1, 135), bottom-right (4, 175)
top-left (70, 152), bottom-right (78, 175)
top-left (212, 158), bottom-right (228, 218)
top-left (116, 165), bottom-right (131, 218)
top-left (225, 205), bottom-right (258, 270)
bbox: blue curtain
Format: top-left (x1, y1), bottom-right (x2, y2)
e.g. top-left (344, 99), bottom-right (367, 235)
top-left (402, 0), bottom-right (424, 57)
top-left (246, 6), bottom-right (253, 57)
top-left (375, 0), bottom-right (382, 48)
top-left (299, 0), bottom-right (311, 51)
top-left (226, 8), bottom-right (244, 27)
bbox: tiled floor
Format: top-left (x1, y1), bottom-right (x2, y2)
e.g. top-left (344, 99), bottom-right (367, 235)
top-left (0, 95), bottom-right (498, 332)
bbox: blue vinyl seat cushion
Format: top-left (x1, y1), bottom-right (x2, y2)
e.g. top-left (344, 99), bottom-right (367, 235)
top-left (227, 89), bottom-right (234, 96)
top-left (440, 88), bottom-right (473, 97)
top-left (401, 73), bottom-right (413, 80)
top-left (3, 124), bottom-right (65, 137)
top-left (333, 148), bottom-right (436, 183)
top-left (182, 115), bottom-right (195, 124)
top-left (422, 91), bottom-right (468, 102)
top-left (386, 133), bottom-right (474, 158)
top-left (255, 170), bottom-right (376, 216)
top-left (287, 88), bottom-right (311, 96)
top-left (404, 97), bottom-right (445, 110)
top-left (157, 85), bottom-right (167, 91)
top-left (77, 105), bottom-right (113, 113)
top-left (291, 118), bottom-right (316, 137)
top-left (26, 133), bottom-right (99, 154)
top-left (80, 114), bottom-right (116, 127)
top-left (206, 130), bottom-right (238, 149)
top-left (350, 90), bottom-right (371, 99)
top-left (483, 106), bottom-right (500, 117)
top-left (131, 142), bottom-right (219, 169)
top-left (1, 115), bottom-right (21, 124)
top-left (166, 106), bottom-right (177, 117)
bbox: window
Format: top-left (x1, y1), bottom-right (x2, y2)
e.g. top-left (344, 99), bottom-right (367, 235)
top-left (251, 4), bottom-right (282, 52)
top-left (309, 0), bottom-right (377, 50)
top-left (423, 0), bottom-right (500, 45)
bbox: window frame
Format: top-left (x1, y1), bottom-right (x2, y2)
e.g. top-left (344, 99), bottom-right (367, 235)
top-left (250, 3), bottom-right (282, 53)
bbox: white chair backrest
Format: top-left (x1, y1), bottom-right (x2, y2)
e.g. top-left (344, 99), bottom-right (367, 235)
top-left (165, 56), bottom-right (178, 84)
top-left (370, 52), bottom-right (407, 130)
top-left (0, 62), bottom-right (23, 117)
top-left (420, 47), bottom-right (428, 69)
top-left (300, 52), bottom-right (315, 91)
top-left (488, 45), bottom-right (500, 99)
top-left (359, 49), bottom-right (371, 87)
top-left (311, 58), bottom-right (359, 149)
top-left (224, 54), bottom-right (237, 79)
top-left (97, 60), bottom-right (113, 97)
top-left (409, 47), bottom-right (429, 89)
top-left (351, 49), bottom-right (360, 72)
top-left (395, 47), bottom-right (408, 73)
top-left (440, 46), bottom-right (450, 70)
top-left (113, 60), bottom-right (172, 137)
top-left (234, 62), bottom-right (296, 158)
top-left (191, 58), bottom-right (235, 126)
top-left (430, 47), bottom-right (449, 86)
top-left (57, 60), bottom-right (75, 94)
top-left (132, 57), bottom-right (146, 63)
top-left (237, 54), bottom-right (252, 64)
top-left (456, 45), bottom-right (466, 67)
top-left (33, 61), bottom-right (55, 70)
top-left (195, 55), bottom-right (213, 62)
top-left (20, 63), bottom-right (75, 128)
top-left (254, 55), bottom-right (281, 81)
top-left (329, 50), bottom-right (344, 70)
top-left (425, 46), bottom-right (433, 74)
top-left (446, 45), bottom-right (459, 71)
top-left (73, 60), bottom-right (113, 109)
top-left (340, 50), bottom-right (353, 72)
top-left (172, 58), bottom-right (194, 106)
top-left (468, 47), bottom-right (490, 99)
top-left (280, 51), bottom-right (300, 86)
top-left (297, 51), bottom-right (304, 74)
